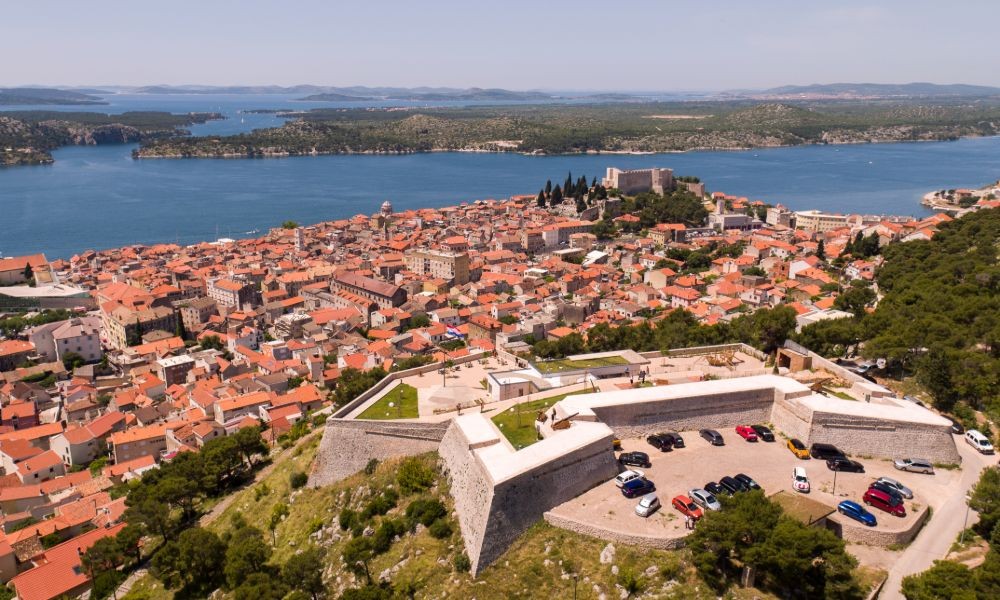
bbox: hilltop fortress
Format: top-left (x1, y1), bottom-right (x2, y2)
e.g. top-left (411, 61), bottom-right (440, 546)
top-left (439, 373), bottom-right (957, 574)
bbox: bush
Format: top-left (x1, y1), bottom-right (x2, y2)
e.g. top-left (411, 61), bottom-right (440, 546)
top-left (405, 498), bottom-right (447, 527)
top-left (453, 552), bottom-right (471, 573)
top-left (360, 490), bottom-right (398, 522)
top-left (372, 518), bottom-right (407, 554)
top-left (339, 509), bottom-right (357, 531)
top-left (308, 517), bottom-right (325, 534)
top-left (428, 518), bottom-right (452, 539)
top-left (396, 458), bottom-right (435, 495)
top-left (311, 413), bottom-right (327, 427)
top-left (289, 471), bottom-right (308, 489)
top-left (364, 458), bottom-right (380, 475)
top-left (254, 483), bottom-right (270, 501)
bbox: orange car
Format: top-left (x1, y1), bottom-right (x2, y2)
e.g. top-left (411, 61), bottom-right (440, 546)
top-left (671, 494), bottom-right (704, 520)
top-left (787, 438), bottom-right (810, 459)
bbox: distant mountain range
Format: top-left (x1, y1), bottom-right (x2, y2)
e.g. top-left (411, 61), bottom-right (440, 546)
top-left (751, 82), bottom-right (1000, 98)
top-left (0, 87), bottom-right (108, 106)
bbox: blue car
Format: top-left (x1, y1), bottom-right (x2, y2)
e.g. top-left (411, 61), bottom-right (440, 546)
top-left (838, 500), bottom-right (877, 527)
top-left (622, 478), bottom-right (656, 498)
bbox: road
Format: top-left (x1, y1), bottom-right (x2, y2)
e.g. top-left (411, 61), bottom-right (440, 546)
top-left (878, 438), bottom-right (992, 599)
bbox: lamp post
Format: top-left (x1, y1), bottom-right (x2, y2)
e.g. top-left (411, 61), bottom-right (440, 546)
top-left (960, 493), bottom-right (973, 545)
top-left (831, 468), bottom-right (839, 497)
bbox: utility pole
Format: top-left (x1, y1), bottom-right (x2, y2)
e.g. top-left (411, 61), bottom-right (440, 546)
top-left (960, 494), bottom-right (973, 545)
top-left (832, 468), bottom-right (838, 497)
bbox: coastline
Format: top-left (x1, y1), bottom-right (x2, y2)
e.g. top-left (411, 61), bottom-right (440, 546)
top-left (133, 133), bottom-right (995, 161)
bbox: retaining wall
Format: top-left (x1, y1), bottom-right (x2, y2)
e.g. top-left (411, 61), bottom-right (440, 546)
top-left (807, 410), bottom-right (960, 464)
top-left (438, 424), bottom-right (495, 575)
top-left (543, 511), bottom-right (687, 550)
top-left (829, 506), bottom-right (931, 546)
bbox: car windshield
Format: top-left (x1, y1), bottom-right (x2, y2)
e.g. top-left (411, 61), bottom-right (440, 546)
top-left (704, 493), bottom-right (717, 503)
top-left (686, 502), bottom-right (698, 511)
top-left (795, 475), bottom-right (807, 481)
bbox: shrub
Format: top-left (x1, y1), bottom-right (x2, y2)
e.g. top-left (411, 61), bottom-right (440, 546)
top-left (339, 509), bottom-right (357, 531)
top-left (428, 518), bottom-right (452, 539)
top-left (311, 413), bottom-right (327, 427)
top-left (453, 552), bottom-right (471, 573)
top-left (289, 471), bottom-right (308, 489)
top-left (254, 483), bottom-right (270, 501)
top-left (308, 517), bottom-right (325, 534)
top-left (405, 498), bottom-right (447, 527)
top-left (364, 458), bottom-right (379, 475)
top-left (360, 491), bottom-right (398, 522)
top-left (372, 518), bottom-right (407, 554)
top-left (396, 458), bottom-right (435, 495)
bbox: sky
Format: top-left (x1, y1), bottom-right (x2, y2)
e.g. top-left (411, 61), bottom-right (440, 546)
top-left (4, 0), bottom-right (1000, 91)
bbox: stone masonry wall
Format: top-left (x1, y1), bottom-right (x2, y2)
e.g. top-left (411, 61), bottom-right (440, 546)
top-left (475, 435), bottom-right (619, 573)
top-left (829, 506), bottom-right (931, 546)
top-left (770, 395), bottom-right (814, 442)
top-left (807, 411), bottom-right (960, 464)
top-left (591, 388), bottom-right (775, 439)
top-left (543, 511), bottom-right (686, 551)
top-left (438, 424), bottom-right (495, 575)
top-left (309, 420), bottom-right (446, 487)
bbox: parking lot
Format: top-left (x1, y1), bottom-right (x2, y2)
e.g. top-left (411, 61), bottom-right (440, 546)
top-left (547, 428), bottom-right (964, 543)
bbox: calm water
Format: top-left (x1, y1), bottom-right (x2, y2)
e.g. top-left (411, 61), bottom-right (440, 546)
top-left (3, 94), bottom-right (1000, 258)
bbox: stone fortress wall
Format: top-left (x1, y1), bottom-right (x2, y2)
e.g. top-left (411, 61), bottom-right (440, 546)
top-left (439, 374), bottom-right (959, 575)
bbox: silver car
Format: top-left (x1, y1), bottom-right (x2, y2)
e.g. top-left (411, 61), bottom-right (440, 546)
top-left (893, 458), bottom-right (934, 474)
top-left (635, 493), bottom-right (661, 517)
top-left (689, 487), bottom-right (722, 511)
top-left (874, 476), bottom-right (913, 499)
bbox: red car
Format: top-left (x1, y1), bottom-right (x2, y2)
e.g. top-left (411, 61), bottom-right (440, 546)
top-left (671, 494), bottom-right (704, 520)
top-left (863, 488), bottom-right (906, 517)
top-left (735, 425), bottom-right (758, 442)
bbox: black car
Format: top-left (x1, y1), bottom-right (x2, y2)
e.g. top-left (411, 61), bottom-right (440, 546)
top-left (869, 480), bottom-right (904, 503)
top-left (704, 481), bottom-right (728, 496)
top-left (719, 476), bottom-right (746, 494)
top-left (734, 473), bottom-right (762, 491)
top-left (621, 477), bottom-right (656, 498)
top-left (699, 429), bottom-right (725, 446)
top-left (646, 434), bottom-right (673, 452)
top-left (750, 424), bottom-right (775, 442)
top-left (948, 419), bottom-right (965, 435)
top-left (810, 443), bottom-right (846, 460)
top-left (827, 457), bottom-right (865, 473)
top-left (661, 432), bottom-right (685, 448)
top-left (619, 451), bottom-right (651, 468)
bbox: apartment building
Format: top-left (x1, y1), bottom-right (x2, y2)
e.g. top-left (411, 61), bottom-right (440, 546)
top-left (104, 305), bottom-right (177, 349)
top-left (208, 278), bottom-right (257, 309)
top-left (331, 272), bottom-right (406, 310)
top-left (794, 210), bottom-right (854, 233)
top-left (404, 249), bottom-right (471, 285)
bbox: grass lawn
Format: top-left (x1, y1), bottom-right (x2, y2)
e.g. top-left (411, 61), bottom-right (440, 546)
top-left (533, 355), bottom-right (628, 374)
top-left (357, 383), bottom-right (418, 419)
top-left (491, 389), bottom-right (591, 449)
top-left (824, 388), bottom-right (856, 401)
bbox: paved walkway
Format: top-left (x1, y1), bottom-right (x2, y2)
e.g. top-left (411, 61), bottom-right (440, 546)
top-left (878, 439), bottom-right (991, 599)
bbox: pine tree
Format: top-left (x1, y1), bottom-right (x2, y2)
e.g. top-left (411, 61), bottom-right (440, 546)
top-left (816, 239), bottom-right (826, 260)
top-left (551, 185), bottom-right (563, 205)
top-left (536, 190), bottom-right (546, 208)
top-left (22, 263), bottom-right (33, 283)
top-left (564, 172), bottom-right (573, 194)
top-left (545, 180), bottom-right (552, 196)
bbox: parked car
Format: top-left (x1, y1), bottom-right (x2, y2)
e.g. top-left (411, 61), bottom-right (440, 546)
top-left (863, 488), bottom-right (906, 517)
top-left (614, 469), bottom-right (645, 488)
top-left (751, 424), bottom-right (775, 442)
top-left (734, 473), bottom-right (761, 491)
top-left (868, 481), bottom-right (905, 504)
top-left (635, 494), bottom-right (661, 517)
top-left (719, 476), bottom-right (746, 494)
top-left (810, 443), bottom-right (845, 460)
top-left (735, 425), bottom-right (758, 442)
top-left (661, 431), bottom-right (685, 448)
top-left (792, 466), bottom-right (810, 493)
top-left (838, 500), bottom-right (877, 527)
top-left (704, 481), bottom-right (728, 497)
top-left (827, 457), bottom-right (865, 473)
top-left (646, 434), bottom-right (673, 452)
top-left (622, 478), bottom-right (656, 498)
top-left (948, 419), bottom-right (965, 435)
top-left (671, 494), bottom-right (704, 520)
top-left (787, 438), bottom-right (810, 459)
top-left (874, 477), bottom-right (913, 499)
top-left (893, 458), bottom-right (935, 474)
top-left (619, 451), bottom-right (651, 468)
top-left (699, 428), bottom-right (725, 446)
top-left (966, 430), bottom-right (995, 455)
top-left (689, 488), bottom-right (722, 511)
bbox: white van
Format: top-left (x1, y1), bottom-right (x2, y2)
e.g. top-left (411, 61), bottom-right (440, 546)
top-left (966, 429), bottom-right (995, 454)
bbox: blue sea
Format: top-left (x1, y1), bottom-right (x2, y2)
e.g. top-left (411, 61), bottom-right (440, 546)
top-left (2, 93), bottom-right (1000, 258)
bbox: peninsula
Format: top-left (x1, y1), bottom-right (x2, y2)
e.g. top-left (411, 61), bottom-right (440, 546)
top-left (0, 110), bottom-right (223, 166)
top-left (134, 99), bottom-right (1000, 160)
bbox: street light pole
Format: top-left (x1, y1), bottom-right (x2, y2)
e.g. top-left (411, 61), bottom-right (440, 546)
top-left (832, 468), bottom-right (838, 497)
top-left (961, 494), bottom-right (973, 545)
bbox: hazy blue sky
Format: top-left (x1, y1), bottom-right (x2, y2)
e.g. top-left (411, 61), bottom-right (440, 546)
top-left (4, 0), bottom-right (999, 90)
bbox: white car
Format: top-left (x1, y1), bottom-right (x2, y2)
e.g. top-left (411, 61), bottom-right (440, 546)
top-left (792, 466), bottom-right (810, 493)
top-left (635, 493), bottom-right (661, 517)
top-left (615, 469), bottom-right (645, 488)
top-left (689, 488), bottom-right (722, 511)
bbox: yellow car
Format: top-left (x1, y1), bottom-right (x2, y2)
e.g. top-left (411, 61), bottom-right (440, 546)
top-left (787, 438), bottom-right (810, 459)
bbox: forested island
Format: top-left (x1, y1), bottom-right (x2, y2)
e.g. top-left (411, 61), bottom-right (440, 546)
top-left (134, 99), bottom-right (1000, 160)
top-left (0, 87), bottom-right (108, 105)
top-left (1, 111), bottom-right (223, 166)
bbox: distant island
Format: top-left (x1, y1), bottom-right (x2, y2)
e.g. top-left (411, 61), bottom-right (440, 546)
top-left (0, 87), bottom-right (108, 106)
top-left (1, 111), bottom-right (223, 166)
top-left (134, 98), bottom-right (1000, 160)
top-left (744, 82), bottom-right (1000, 100)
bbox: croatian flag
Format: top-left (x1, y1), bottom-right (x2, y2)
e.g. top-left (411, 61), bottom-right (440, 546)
top-left (446, 325), bottom-right (465, 339)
